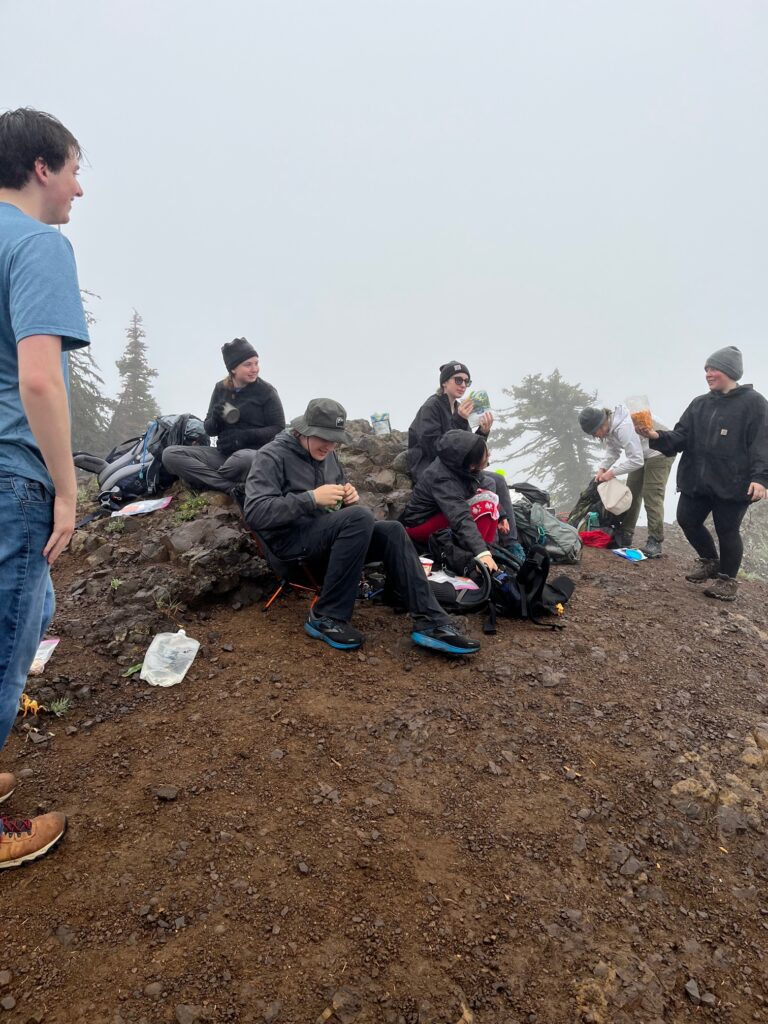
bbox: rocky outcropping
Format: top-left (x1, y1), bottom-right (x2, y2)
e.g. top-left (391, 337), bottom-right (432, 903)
top-left (65, 425), bottom-right (414, 665)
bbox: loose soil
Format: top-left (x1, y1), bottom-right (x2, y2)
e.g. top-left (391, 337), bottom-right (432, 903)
top-left (2, 527), bottom-right (768, 1024)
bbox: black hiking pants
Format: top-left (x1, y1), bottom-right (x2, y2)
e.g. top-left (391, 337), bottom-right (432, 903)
top-left (676, 492), bottom-right (750, 578)
top-left (269, 505), bottom-right (451, 628)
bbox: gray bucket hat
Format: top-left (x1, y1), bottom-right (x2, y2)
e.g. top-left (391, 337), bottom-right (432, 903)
top-left (290, 398), bottom-right (351, 443)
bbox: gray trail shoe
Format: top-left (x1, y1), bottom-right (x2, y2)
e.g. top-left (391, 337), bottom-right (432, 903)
top-left (641, 537), bottom-right (663, 559)
top-left (704, 574), bottom-right (738, 602)
top-left (685, 557), bottom-right (720, 582)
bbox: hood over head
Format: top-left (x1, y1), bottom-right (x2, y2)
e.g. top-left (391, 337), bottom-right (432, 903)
top-left (436, 429), bottom-right (487, 474)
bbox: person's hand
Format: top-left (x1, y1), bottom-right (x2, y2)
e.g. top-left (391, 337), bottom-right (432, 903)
top-left (342, 482), bottom-right (359, 505)
top-left (595, 468), bottom-right (615, 482)
top-left (477, 552), bottom-right (498, 572)
top-left (313, 484), bottom-right (346, 508)
top-left (43, 493), bottom-right (76, 565)
top-left (497, 517), bottom-right (511, 535)
top-left (748, 481), bottom-right (767, 502)
top-left (457, 398), bottom-right (474, 420)
top-left (477, 411), bottom-right (494, 434)
top-left (635, 426), bottom-right (659, 440)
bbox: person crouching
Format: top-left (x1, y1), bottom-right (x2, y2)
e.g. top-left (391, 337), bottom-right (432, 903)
top-left (401, 431), bottom-right (507, 574)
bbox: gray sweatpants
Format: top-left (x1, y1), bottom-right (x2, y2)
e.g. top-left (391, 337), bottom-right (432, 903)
top-left (162, 446), bottom-right (257, 493)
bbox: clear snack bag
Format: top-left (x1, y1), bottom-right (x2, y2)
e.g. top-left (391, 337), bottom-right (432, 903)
top-left (626, 394), bottom-right (652, 432)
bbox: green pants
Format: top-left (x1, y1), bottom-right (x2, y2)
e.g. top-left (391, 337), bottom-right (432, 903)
top-left (622, 455), bottom-right (675, 541)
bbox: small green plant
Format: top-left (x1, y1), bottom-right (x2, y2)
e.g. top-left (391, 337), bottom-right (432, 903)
top-left (49, 697), bottom-right (72, 718)
top-left (154, 588), bottom-right (182, 621)
top-left (105, 518), bottom-right (126, 534)
top-left (174, 494), bottom-right (209, 523)
top-left (110, 577), bottom-right (124, 591)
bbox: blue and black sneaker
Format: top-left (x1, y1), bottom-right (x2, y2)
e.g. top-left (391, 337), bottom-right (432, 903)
top-left (305, 611), bottom-right (365, 651)
top-left (411, 623), bottom-right (480, 656)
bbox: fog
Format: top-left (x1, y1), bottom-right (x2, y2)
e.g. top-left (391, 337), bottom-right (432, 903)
top-left (4, 0), bottom-right (767, 496)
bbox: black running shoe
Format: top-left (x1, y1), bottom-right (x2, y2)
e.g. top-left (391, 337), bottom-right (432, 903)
top-left (411, 624), bottom-right (480, 656)
top-left (305, 612), bottom-right (365, 650)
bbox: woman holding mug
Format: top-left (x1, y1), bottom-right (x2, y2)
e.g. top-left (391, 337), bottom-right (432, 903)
top-left (163, 337), bottom-right (285, 493)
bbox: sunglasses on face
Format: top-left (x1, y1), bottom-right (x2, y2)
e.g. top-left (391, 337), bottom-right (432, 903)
top-left (452, 376), bottom-right (471, 386)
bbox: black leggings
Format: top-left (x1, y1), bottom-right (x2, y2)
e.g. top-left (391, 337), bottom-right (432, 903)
top-left (676, 493), bottom-right (750, 578)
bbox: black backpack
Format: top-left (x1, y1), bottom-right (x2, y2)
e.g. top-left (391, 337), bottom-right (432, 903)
top-left (74, 413), bottom-right (209, 508)
top-left (485, 544), bottom-right (575, 633)
top-left (426, 562), bottom-right (493, 615)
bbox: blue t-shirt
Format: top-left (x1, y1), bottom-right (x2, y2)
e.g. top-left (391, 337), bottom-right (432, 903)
top-left (0, 202), bottom-right (90, 492)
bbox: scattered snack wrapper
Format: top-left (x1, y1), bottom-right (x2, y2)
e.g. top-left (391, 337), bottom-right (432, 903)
top-left (29, 637), bottom-right (60, 675)
top-left (111, 496), bottom-right (173, 518)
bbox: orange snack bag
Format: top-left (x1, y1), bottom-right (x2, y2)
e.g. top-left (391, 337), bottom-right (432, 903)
top-left (631, 409), bottom-right (653, 431)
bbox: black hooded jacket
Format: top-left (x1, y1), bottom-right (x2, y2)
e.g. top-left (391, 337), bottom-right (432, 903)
top-left (407, 393), bottom-right (486, 482)
top-left (650, 384), bottom-right (768, 501)
top-left (204, 378), bottom-right (285, 458)
top-left (402, 430), bottom-right (491, 556)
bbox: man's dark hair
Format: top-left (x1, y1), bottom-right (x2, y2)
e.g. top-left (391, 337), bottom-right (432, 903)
top-left (0, 108), bottom-right (81, 189)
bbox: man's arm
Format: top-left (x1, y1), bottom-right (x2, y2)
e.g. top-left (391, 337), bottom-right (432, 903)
top-left (18, 335), bottom-right (77, 563)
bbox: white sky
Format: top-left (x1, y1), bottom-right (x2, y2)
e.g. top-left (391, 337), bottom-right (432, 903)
top-left (4, 0), bottom-right (767, 492)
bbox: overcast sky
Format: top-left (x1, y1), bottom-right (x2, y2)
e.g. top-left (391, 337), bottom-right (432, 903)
top-left (4, 1), bottom-right (767, 480)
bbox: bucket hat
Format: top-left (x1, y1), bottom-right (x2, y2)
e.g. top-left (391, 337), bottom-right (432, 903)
top-left (290, 398), bottom-right (351, 444)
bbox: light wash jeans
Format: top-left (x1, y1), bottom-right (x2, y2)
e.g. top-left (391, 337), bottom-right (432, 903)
top-left (0, 475), bottom-right (55, 751)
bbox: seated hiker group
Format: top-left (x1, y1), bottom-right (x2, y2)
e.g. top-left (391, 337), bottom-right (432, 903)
top-left (159, 339), bottom-right (768, 654)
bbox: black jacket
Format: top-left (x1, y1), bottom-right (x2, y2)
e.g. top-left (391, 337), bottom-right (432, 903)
top-left (650, 384), bottom-right (768, 501)
top-left (243, 431), bottom-right (345, 547)
top-left (407, 393), bottom-right (486, 481)
top-left (204, 378), bottom-right (285, 458)
top-left (402, 431), bottom-right (492, 556)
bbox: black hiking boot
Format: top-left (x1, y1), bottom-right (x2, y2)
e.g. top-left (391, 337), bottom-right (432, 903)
top-left (304, 610), bottom-right (365, 650)
top-left (703, 574), bottom-right (738, 602)
top-left (641, 537), bottom-right (663, 559)
top-left (685, 557), bottom-right (720, 583)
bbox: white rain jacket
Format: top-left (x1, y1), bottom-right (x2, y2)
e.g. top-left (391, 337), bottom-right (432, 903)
top-left (599, 404), bottom-right (653, 476)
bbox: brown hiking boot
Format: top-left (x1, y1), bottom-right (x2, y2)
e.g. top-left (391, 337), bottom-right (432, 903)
top-left (0, 812), bottom-right (66, 870)
top-left (0, 773), bottom-right (16, 805)
top-left (704, 574), bottom-right (738, 602)
top-left (685, 557), bottom-right (720, 582)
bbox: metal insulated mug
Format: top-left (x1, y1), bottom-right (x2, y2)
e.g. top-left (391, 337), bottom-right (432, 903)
top-left (222, 402), bottom-right (240, 424)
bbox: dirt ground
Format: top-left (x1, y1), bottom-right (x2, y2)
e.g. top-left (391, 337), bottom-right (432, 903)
top-left (2, 523), bottom-right (768, 1024)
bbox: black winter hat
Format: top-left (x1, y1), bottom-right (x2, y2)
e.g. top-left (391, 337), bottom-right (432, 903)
top-left (439, 360), bottom-right (471, 385)
top-left (222, 337), bottom-right (258, 372)
top-left (705, 346), bottom-right (743, 381)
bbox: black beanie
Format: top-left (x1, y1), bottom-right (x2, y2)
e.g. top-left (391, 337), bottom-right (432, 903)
top-left (222, 337), bottom-right (258, 372)
top-left (439, 360), bottom-right (470, 385)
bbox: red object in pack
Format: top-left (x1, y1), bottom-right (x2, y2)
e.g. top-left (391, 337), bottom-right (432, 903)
top-left (579, 530), bottom-right (614, 548)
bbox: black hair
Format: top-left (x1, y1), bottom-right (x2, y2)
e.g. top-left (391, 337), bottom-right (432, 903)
top-left (0, 108), bottom-right (81, 189)
top-left (464, 436), bottom-right (488, 473)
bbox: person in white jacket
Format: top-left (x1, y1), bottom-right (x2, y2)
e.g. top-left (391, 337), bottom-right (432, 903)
top-left (578, 405), bottom-right (675, 557)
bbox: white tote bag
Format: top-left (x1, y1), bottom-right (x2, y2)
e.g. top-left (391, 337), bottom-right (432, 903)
top-left (597, 478), bottom-right (632, 516)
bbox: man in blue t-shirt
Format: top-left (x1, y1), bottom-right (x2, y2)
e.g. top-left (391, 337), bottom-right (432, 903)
top-left (0, 108), bottom-right (90, 869)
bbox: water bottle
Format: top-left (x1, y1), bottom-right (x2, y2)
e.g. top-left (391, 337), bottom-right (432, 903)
top-left (586, 511), bottom-right (600, 531)
top-left (140, 629), bottom-right (200, 687)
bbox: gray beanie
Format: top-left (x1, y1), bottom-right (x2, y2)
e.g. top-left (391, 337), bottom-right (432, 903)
top-left (578, 406), bottom-right (608, 435)
top-left (705, 346), bottom-right (743, 381)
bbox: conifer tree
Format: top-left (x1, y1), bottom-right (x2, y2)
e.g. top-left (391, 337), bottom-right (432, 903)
top-left (69, 290), bottom-right (114, 454)
top-left (493, 369), bottom-right (600, 507)
top-left (108, 310), bottom-right (160, 443)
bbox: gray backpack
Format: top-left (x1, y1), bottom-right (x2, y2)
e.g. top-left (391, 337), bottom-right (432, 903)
top-left (529, 502), bottom-right (582, 564)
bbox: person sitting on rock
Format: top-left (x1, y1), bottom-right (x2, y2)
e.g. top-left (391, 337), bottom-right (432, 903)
top-left (407, 360), bottom-right (516, 531)
top-left (243, 398), bottom-right (480, 655)
top-left (636, 346), bottom-right (768, 601)
top-left (402, 431), bottom-right (508, 573)
top-left (578, 403), bottom-right (675, 557)
top-left (163, 337), bottom-right (285, 493)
